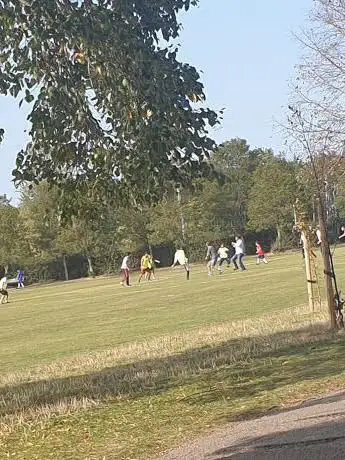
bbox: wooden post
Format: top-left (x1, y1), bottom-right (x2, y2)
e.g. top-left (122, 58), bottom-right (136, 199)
top-left (176, 187), bottom-right (186, 243)
top-left (300, 230), bottom-right (314, 312)
top-left (318, 201), bottom-right (337, 328)
top-left (294, 203), bottom-right (315, 311)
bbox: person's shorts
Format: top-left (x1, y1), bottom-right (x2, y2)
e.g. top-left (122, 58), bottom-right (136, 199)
top-left (210, 258), bottom-right (217, 267)
top-left (258, 255), bottom-right (265, 259)
top-left (141, 267), bottom-right (150, 274)
top-left (1, 289), bottom-right (8, 296)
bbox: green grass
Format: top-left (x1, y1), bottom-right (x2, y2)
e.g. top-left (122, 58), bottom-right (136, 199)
top-left (0, 252), bottom-right (318, 371)
top-left (1, 249), bottom-right (345, 459)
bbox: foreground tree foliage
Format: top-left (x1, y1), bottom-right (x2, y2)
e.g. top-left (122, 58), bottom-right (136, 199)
top-left (0, 0), bottom-right (218, 206)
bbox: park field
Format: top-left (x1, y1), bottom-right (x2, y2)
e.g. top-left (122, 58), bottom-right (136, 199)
top-left (1, 249), bottom-right (345, 459)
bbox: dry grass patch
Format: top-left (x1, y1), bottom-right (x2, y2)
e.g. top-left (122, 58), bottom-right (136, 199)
top-left (0, 304), bottom-right (332, 433)
top-left (1, 303), bottom-right (327, 388)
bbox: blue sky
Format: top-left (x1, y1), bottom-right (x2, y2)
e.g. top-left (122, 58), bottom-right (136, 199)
top-left (0, 0), bottom-right (312, 200)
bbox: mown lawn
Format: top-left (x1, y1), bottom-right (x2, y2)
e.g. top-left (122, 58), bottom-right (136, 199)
top-left (1, 249), bottom-right (345, 459)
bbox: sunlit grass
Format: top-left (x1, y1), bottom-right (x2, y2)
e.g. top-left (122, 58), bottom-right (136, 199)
top-left (1, 248), bottom-right (345, 459)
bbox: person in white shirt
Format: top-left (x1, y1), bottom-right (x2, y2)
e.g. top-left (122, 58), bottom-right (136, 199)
top-left (0, 275), bottom-right (9, 304)
top-left (230, 236), bottom-right (246, 271)
top-left (217, 244), bottom-right (229, 273)
top-left (316, 227), bottom-right (322, 246)
top-left (339, 226), bottom-right (345, 241)
top-left (172, 247), bottom-right (190, 280)
top-left (120, 253), bottom-right (131, 287)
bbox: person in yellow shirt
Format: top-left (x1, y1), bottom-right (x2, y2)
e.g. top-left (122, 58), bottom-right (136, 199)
top-left (138, 253), bottom-right (152, 283)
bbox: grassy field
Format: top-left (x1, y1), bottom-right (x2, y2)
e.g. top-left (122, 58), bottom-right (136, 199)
top-left (1, 249), bottom-right (345, 459)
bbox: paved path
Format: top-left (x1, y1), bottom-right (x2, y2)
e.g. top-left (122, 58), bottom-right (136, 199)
top-left (159, 391), bottom-right (345, 460)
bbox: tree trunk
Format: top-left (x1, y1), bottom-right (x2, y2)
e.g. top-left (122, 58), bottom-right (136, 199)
top-left (300, 230), bottom-right (315, 312)
top-left (276, 224), bottom-right (282, 251)
top-left (62, 255), bottom-right (69, 281)
top-left (148, 242), bottom-right (153, 259)
top-left (312, 199), bottom-right (317, 226)
top-left (86, 254), bottom-right (95, 277)
top-left (318, 201), bottom-right (337, 329)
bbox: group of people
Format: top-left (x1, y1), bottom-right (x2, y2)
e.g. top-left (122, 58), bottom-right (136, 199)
top-left (120, 247), bottom-right (192, 287)
top-left (119, 238), bottom-right (268, 286)
top-left (205, 238), bottom-right (267, 276)
top-left (120, 252), bottom-right (159, 287)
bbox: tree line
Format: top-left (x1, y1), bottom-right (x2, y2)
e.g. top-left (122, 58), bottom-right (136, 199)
top-left (2, 137), bottom-right (345, 283)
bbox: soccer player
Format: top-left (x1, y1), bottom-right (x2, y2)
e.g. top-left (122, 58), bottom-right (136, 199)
top-left (217, 243), bottom-right (229, 274)
top-left (138, 252), bottom-right (152, 283)
top-left (120, 253), bottom-right (131, 287)
top-left (230, 236), bottom-right (246, 271)
top-left (0, 275), bottom-right (9, 304)
top-left (339, 226), bottom-right (345, 240)
top-left (205, 242), bottom-right (217, 276)
top-left (255, 241), bottom-right (268, 265)
top-left (148, 255), bottom-right (160, 281)
top-left (172, 247), bottom-right (190, 280)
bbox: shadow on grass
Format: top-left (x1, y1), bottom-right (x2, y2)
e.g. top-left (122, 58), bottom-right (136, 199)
top-left (211, 418), bottom-right (345, 459)
top-left (1, 324), bottom-right (345, 418)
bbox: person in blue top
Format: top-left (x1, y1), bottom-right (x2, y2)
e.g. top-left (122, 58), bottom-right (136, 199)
top-left (17, 270), bottom-right (24, 289)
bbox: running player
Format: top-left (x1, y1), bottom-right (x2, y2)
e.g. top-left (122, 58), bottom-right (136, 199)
top-left (217, 243), bottom-right (229, 274)
top-left (172, 247), bottom-right (190, 280)
top-left (138, 252), bottom-right (152, 283)
top-left (255, 241), bottom-right (268, 265)
top-left (205, 242), bottom-right (217, 276)
top-left (231, 236), bottom-right (246, 271)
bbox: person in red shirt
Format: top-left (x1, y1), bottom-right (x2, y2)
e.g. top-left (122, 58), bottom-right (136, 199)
top-left (256, 241), bottom-right (268, 265)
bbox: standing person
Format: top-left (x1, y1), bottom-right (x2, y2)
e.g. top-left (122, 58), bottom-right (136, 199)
top-left (120, 253), bottom-right (131, 287)
top-left (255, 241), bottom-right (268, 265)
top-left (17, 270), bottom-right (24, 289)
top-left (138, 252), bottom-right (152, 283)
top-left (339, 226), bottom-right (345, 240)
top-left (300, 232), bottom-right (305, 259)
top-left (231, 236), bottom-right (246, 271)
top-left (217, 243), bottom-right (229, 274)
top-left (316, 226), bottom-right (322, 247)
top-left (172, 247), bottom-right (190, 280)
top-left (205, 242), bottom-right (217, 276)
top-left (0, 274), bottom-right (8, 304)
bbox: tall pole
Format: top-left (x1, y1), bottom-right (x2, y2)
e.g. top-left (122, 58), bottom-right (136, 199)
top-left (176, 187), bottom-right (186, 243)
top-left (318, 199), bottom-right (337, 329)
